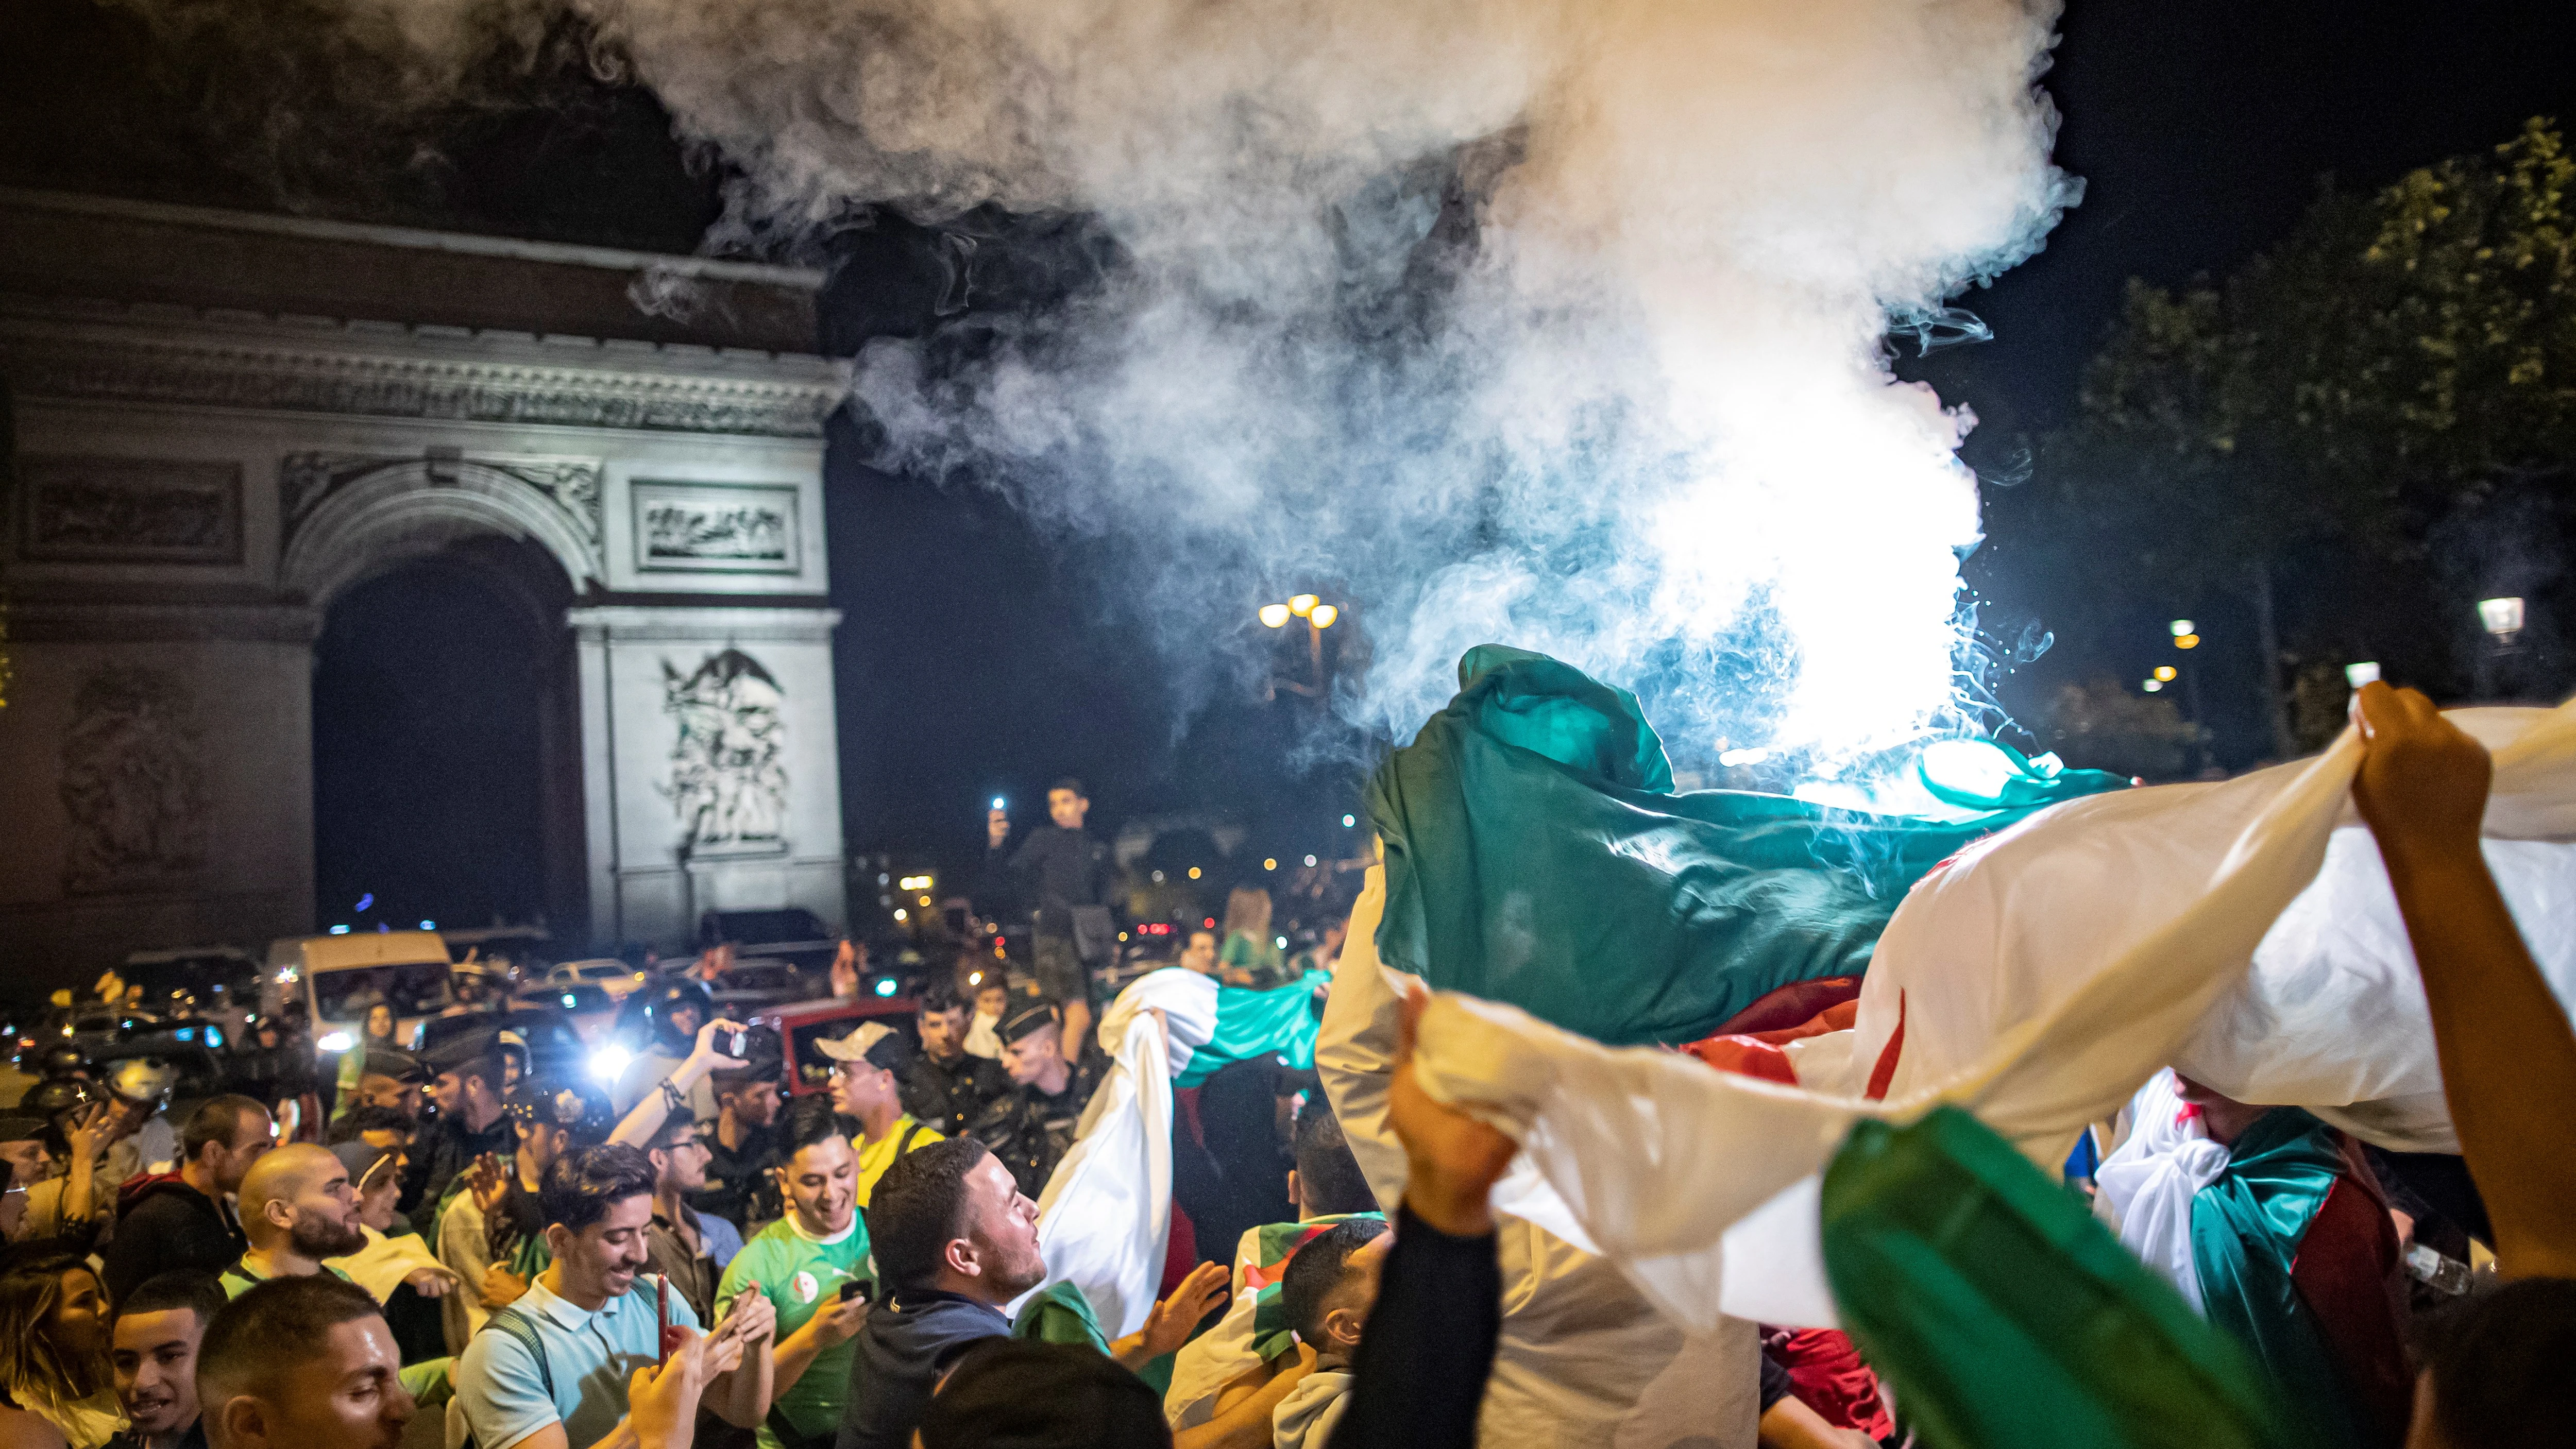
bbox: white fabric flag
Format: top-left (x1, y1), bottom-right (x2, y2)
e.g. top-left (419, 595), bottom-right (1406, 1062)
top-left (1016, 966), bottom-right (1218, 1337)
top-left (2091, 1068), bottom-right (2230, 1312)
top-left (1386, 701), bottom-right (2576, 1333)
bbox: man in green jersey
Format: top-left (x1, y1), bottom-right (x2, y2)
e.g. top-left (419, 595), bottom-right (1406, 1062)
top-left (715, 1096), bottom-right (873, 1449)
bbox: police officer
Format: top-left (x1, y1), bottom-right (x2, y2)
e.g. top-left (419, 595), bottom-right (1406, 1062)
top-left (974, 1000), bottom-right (1106, 1198)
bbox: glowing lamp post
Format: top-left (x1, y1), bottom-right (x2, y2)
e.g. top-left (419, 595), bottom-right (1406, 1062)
top-left (1257, 594), bottom-right (1344, 696)
top-left (2163, 619), bottom-right (2209, 774)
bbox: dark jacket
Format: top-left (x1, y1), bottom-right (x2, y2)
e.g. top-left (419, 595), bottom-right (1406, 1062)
top-left (972, 1049), bottom-right (1107, 1198)
top-left (982, 827), bottom-right (1114, 936)
top-left (1327, 1203), bottom-right (1500, 1449)
top-left (836, 1290), bottom-right (1012, 1449)
top-left (402, 1109), bottom-right (514, 1235)
top-left (101, 1176), bottom-right (244, 1303)
top-left (900, 1052), bottom-right (1013, 1142)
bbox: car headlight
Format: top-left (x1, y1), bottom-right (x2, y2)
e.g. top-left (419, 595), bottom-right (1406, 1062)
top-left (317, 1031), bottom-right (353, 1053)
top-left (589, 1045), bottom-right (632, 1085)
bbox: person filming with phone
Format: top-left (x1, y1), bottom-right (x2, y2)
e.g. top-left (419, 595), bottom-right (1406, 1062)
top-left (981, 779), bottom-right (1116, 1066)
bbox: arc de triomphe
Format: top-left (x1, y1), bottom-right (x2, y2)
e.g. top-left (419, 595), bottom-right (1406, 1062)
top-left (1, 189), bottom-right (853, 975)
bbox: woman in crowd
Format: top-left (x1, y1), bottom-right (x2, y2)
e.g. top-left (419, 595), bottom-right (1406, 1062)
top-left (1216, 888), bottom-right (1296, 991)
top-left (0, 1248), bottom-right (122, 1448)
top-left (362, 1003), bottom-right (401, 1051)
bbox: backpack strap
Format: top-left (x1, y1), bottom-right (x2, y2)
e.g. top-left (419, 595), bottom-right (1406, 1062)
top-left (479, 1305), bottom-right (554, 1403)
top-left (897, 1120), bottom-right (926, 1156)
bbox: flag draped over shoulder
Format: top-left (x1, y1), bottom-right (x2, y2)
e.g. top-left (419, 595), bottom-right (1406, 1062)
top-left (1364, 644), bottom-right (2126, 1048)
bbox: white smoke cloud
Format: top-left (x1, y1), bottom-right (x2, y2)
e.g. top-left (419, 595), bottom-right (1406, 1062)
top-left (320, 0), bottom-right (2082, 758)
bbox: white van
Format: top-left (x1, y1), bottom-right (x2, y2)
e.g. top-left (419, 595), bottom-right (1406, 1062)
top-left (266, 930), bottom-right (455, 1053)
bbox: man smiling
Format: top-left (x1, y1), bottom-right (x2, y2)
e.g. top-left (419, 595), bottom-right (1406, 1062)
top-left (717, 1097), bottom-right (874, 1449)
top-left (109, 1272), bottom-right (226, 1449)
top-left (454, 1144), bottom-right (776, 1449)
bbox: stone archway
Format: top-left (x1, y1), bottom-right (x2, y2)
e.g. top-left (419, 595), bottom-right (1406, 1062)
top-left (0, 188), bottom-right (854, 977)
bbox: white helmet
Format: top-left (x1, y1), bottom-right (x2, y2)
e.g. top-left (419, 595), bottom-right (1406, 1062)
top-left (107, 1056), bottom-right (179, 1111)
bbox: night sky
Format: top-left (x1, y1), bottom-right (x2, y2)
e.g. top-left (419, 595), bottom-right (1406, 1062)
top-left (5, 0), bottom-right (2569, 928)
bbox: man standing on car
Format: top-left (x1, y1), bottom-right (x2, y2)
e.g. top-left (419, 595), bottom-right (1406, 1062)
top-left (982, 778), bottom-right (1115, 1067)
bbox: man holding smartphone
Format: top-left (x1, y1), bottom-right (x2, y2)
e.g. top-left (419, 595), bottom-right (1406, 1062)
top-left (716, 1097), bottom-right (874, 1449)
top-left (454, 1145), bottom-right (775, 1449)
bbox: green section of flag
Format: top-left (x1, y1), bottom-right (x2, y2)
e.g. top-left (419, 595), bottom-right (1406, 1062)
top-left (1364, 645), bottom-right (2123, 1047)
top-left (1822, 1106), bottom-right (2307, 1449)
top-left (1176, 971), bottom-right (1331, 1088)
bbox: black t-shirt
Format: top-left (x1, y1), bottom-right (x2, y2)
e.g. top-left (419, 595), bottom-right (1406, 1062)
top-left (692, 1119), bottom-right (783, 1230)
top-left (101, 1181), bottom-right (244, 1304)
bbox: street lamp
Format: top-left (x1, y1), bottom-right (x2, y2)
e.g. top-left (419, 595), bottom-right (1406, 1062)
top-left (1289, 594), bottom-right (1319, 618)
top-left (1310, 604), bottom-right (1338, 628)
top-left (1258, 593), bottom-right (1344, 696)
top-left (1259, 603), bottom-right (1291, 628)
top-left (2165, 621), bottom-right (2208, 773)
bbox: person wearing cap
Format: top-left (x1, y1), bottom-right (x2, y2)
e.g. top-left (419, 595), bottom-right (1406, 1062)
top-left (711, 1094), bottom-right (872, 1449)
top-left (436, 1076), bottom-right (599, 1338)
top-left (698, 1049), bottom-right (787, 1232)
top-left (102, 1096), bottom-right (275, 1303)
top-left (977, 1002), bottom-right (1107, 1199)
top-left (613, 981), bottom-right (720, 1120)
top-left (897, 990), bottom-right (1012, 1145)
top-left (405, 1031), bottom-right (515, 1236)
top-left (332, 1048), bottom-right (427, 1127)
top-left (0, 1112), bottom-right (50, 1241)
top-left (814, 1026), bottom-right (943, 1208)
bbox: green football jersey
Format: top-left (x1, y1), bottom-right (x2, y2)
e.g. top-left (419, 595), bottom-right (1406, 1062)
top-left (718, 1215), bottom-right (874, 1449)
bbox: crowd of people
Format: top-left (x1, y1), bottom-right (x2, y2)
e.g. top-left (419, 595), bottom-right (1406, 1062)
top-left (0, 713), bottom-right (2567, 1449)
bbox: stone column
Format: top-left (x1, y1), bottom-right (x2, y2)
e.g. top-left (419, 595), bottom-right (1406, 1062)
top-left (570, 604), bottom-right (848, 950)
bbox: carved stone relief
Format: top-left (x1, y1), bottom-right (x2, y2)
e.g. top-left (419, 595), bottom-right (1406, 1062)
top-left (658, 648), bottom-right (788, 851)
top-left (632, 481), bottom-right (800, 573)
top-left (18, 456), bottom-right (243, 564)
top-left (59, 664), bottom-right (212, 893)
top-left (280, 452), bottom-right (605, 546)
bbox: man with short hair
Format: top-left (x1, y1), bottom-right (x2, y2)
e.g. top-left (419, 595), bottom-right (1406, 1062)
top-left (1163, 1098), bottom-right (1383, 1433)
top-left (108, 1270), bottom-right (228, 1449)
top-left (453, 1145), bottom-right (775, 1449)
top-left (984, 778), bottom-right (1115, 1062)
top-left (639, 1111), bottom-right (743, 1323)
top-left (1177, 930), bottom-right (1219, 977)
top-left (717, 1096), bottom-right (874, 1449)
top-left (196, 1276), bottom-right (416, 1449)
top-left (223, 1144), bottom-right (368, 1297)
top-left (835, 1137), bottom-right (1042, 1449)
top-left (898, 990), bottom-right (1011, 1142)
top-left (980, 1001), bottom-right (1106, 1198)
top-left (1269, 1220), bottom-right (1391, 1449)
top-left (439, 1075), bottom-right (597, 1329)
top-left (105, 1096), bottom-right (274, 1302)
top-left (404, 1038), bottom-right (513, 1234)
top-left (327, 1106), bottom-right (414, 1156)
top-left (697, 1060), bottom-right (785, 1230)
top-left (816, 1025), bottom-right (942, 1206)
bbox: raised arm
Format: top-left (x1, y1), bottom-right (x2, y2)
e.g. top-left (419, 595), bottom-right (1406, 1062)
top-left (609, 1019), bottom-right (749, 1149)
top-left (2349, 682), bottom-right (2576, 1281)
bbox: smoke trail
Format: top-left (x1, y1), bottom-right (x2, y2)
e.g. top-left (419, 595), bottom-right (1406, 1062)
top-left (185, 0), bottom-right (2083, 758)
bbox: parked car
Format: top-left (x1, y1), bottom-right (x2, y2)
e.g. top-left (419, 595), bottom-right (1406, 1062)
top-left (120, 947), bottom-right (262, 1038)
top-left (744, 996), bottom-right (922, 1098)
top-left (36, 1004), bottom-right (154, 1064)
top-left (698, 909), bottom-right (840, 974)
top-left (542, 959), bottom-right (654, 1002)
top-left (512, 982), bottom-right (621, 1043)
top-left (708, 959), bottom-right (821, 1016)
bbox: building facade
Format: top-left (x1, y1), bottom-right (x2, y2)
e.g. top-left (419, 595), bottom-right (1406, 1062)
top-left (1, 189), bottom-right (853, 978)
